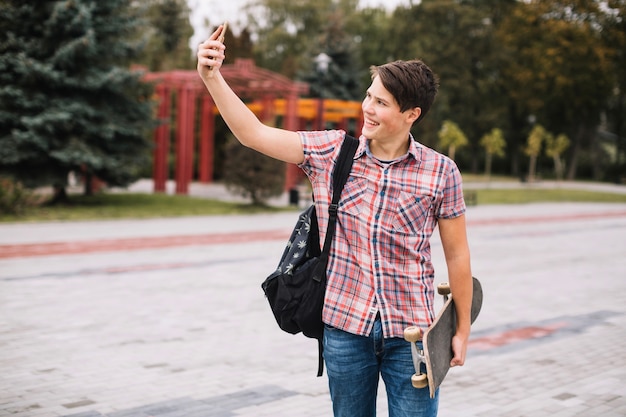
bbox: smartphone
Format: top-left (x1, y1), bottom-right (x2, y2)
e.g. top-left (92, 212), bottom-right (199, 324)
top-left (218, 22), bottom-right (228, 43)
top-left (209, 22), bottom-right (228, 71)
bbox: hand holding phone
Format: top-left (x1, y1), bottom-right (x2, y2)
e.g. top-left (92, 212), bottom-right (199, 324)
top-left (208, 22), bottom-right (228, 73)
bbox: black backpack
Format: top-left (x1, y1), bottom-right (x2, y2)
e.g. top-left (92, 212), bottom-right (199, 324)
top-left (261, 134), bottom-right (359, 376)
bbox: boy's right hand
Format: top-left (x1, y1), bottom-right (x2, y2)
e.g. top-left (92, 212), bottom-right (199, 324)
top-left (197, 25), bottom-right (227, 80)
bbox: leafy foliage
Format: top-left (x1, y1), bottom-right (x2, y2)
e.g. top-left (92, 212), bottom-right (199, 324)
top-left (134, 0), bottom-right (195, 71)
top-left (479, 128), bottom-right (506, 179)
top-left (231, 0), bottom-right (624, 181)
top-left (246, 0), bottom-right (362, 100)
top-left (222, 136), bottom-right (285, 205)
top-left (497, 0), bottom-right (615, 179)
top-left (545, 133), bottom-right (570, 180)
top-left (526, 125), bottom-right (551, 181)
top-left (438, 120), bottom-right (468, 161)
top-left (0, 176), bottom-right (39, 215)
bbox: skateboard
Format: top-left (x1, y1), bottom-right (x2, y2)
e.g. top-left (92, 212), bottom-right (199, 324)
top-left (403, 277), bottom-right (483, 398)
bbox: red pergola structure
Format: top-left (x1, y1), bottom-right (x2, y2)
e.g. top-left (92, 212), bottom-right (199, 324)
top-left (145, 59), bottom-right (310, 195)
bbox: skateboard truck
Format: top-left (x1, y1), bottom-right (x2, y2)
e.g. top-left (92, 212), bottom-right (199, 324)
top-left (404, 282), bottom-right (452, 390)
top-left (404, 278), bottom-right (483, 398)
top-left (403, 326), bottom-right (428, 389)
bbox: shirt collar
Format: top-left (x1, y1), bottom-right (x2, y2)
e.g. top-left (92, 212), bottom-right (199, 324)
top-left (357, 133), bottom-right (423, 163)
top-left (407, 133), bottom-right (423, 161)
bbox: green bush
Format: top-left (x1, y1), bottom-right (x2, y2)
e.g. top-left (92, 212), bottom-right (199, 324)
top-left (0, 177), bottom-right (35, 215)
top-left (222, 136), bottom-right (285, 206)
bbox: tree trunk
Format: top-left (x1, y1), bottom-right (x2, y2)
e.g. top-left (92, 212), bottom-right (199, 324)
top-left (48, 184), bottom-right (69, 205)
top-left (616, 94), bottom-right (625, 167)
top-left (566, 125), bottom-right (588, 181)
top-left (553, 156), bottom-right (564, 181)
top-left (528, 155), bottom-right (537, 182)
top-left (591, 127), bottom-right (603, 181)
top-left (448, 145), bottom-right (456, 161)
top-left (84, 172), bottom-right (93, 196)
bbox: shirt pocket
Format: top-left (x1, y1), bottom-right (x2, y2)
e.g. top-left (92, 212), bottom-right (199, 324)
top-left (392, 192), bottom-right (433, 235)
top-left (338, 176), bottom-right (368, 216)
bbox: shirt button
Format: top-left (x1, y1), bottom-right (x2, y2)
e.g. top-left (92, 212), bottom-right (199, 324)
top-left (380, 190), bottom-right (385, 197)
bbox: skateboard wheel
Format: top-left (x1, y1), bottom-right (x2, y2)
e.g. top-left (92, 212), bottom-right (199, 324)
top-left (411, 373), bottom-right (428, 389)
top-left (403, 326), bottom-right (422, 343)
top-left (437, 282), bottom-right (451, 296)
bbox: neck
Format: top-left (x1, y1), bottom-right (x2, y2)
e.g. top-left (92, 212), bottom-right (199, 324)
top-left (369, 137), bottom-right (410, 161)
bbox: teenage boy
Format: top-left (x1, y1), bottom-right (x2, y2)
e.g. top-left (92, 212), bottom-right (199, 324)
top-left (197, 25), bottom-right (473, 417)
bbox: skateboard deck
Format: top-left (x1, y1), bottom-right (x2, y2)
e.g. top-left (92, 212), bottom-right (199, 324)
top-left (405, 277), bottom-right (483, 398)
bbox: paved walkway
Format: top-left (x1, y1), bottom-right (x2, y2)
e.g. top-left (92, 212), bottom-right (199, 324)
top-left (1, 200), bottom-right (626, 417)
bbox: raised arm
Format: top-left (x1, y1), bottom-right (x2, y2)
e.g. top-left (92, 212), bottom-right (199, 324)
top-left (196, 25), bottom-right (304, 164)
top-left (437, 214), bottom-right (473, 367)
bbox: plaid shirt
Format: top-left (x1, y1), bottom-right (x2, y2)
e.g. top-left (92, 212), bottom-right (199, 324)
top-left (298, 130), bottom-right (466, 338)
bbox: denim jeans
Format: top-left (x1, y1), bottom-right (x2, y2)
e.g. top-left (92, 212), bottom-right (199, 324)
top-left (323, 318), bottom-right (439, 417)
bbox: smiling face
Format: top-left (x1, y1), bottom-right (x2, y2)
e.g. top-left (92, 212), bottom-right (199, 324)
top-left (361, 76), bottom-right (420, 153)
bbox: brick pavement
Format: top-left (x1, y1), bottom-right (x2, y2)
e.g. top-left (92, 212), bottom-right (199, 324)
top-left (1, 202), bottom-right (625, 416)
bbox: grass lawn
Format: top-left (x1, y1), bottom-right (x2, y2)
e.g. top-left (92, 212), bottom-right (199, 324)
top-left (0, 192), bottom-right (295, 223)
top-left (1, 180), bottom-right (626, 223)
top-left (467, 188), bottom-right (626, 205)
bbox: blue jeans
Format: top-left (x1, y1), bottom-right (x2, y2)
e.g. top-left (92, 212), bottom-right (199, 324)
top-left (323, 318), bottom-right (439, 417)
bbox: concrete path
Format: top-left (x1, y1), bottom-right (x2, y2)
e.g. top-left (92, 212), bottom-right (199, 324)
top-left (1, 201), bottom-right (626, 416)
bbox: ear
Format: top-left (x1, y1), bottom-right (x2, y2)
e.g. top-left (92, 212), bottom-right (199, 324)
top-left (406, 107), bottom-right (422, 124)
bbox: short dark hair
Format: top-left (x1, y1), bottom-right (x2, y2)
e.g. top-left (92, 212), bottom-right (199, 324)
top-left (370, 60), bottom-right (439, 124)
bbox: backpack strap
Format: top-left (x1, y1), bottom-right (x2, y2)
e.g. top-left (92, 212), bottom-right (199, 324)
top-left (315, 134), bottom-right (359, 277)
top-left (315, 133), bottom-right (359, 377)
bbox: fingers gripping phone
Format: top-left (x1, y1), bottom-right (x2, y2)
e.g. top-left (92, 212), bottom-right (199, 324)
top-left (208, 22), bottom-right (228, 72)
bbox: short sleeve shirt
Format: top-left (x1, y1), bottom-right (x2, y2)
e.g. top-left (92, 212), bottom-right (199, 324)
top-left (298, 129), bottom-right (466, 338)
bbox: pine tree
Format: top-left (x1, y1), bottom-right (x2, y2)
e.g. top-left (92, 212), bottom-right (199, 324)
top-left (0, 0), bottom-right (155, 201)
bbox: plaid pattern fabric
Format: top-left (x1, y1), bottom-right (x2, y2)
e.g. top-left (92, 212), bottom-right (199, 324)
top-left (298, 130), bottom-right (466, 338)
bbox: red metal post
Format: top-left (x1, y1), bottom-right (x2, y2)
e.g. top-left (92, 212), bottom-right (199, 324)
top-left (285, 90), bottom-right (299, 131)
top-left (338, 117), bottom-right (348, 133)
top-left (184, 87), bottom-right (197, 189)
top-left (357, 111), bottom-right (364, 137)
top-left (260, 94), bottom-right (273, 122)
top-left (153, 85), bottom-right (170, 193)
top-left (199, 95), bottom-right (215, 183)
top-left (175, 86), bottom-right (196, 194)
top-left (316, 98), bottom-right (324, 130)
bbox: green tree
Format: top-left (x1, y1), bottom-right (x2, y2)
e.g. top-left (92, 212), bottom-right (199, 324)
top-left (297, 7), bottom-right (361, 101)
top-left (497, 0), bottom-right (614, 180)
top-left (245, 0), bottom-right (362, 99)
top-left (0, 1), bottom-right (155, 202)
top-left (438, 120), bottom-right (468, 161)
top-left (246, 0), bottom-right (334, 76)
top-left (387, 0), bottom-right (514, 165)
top-left (602, 1), bottom-right (626, 181)
top-left (525, 125), bottom-right (550, 182)
top-left (345, 6), bottom-right (393, 79)
top-left (135, 0), bottom-right (195, 71)
top-left (545, 133), bottom-right (570, 181)
top-left (479, 128), bottom-right (506, 180)
top-left (222, 135), bottom-right (285, 206)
